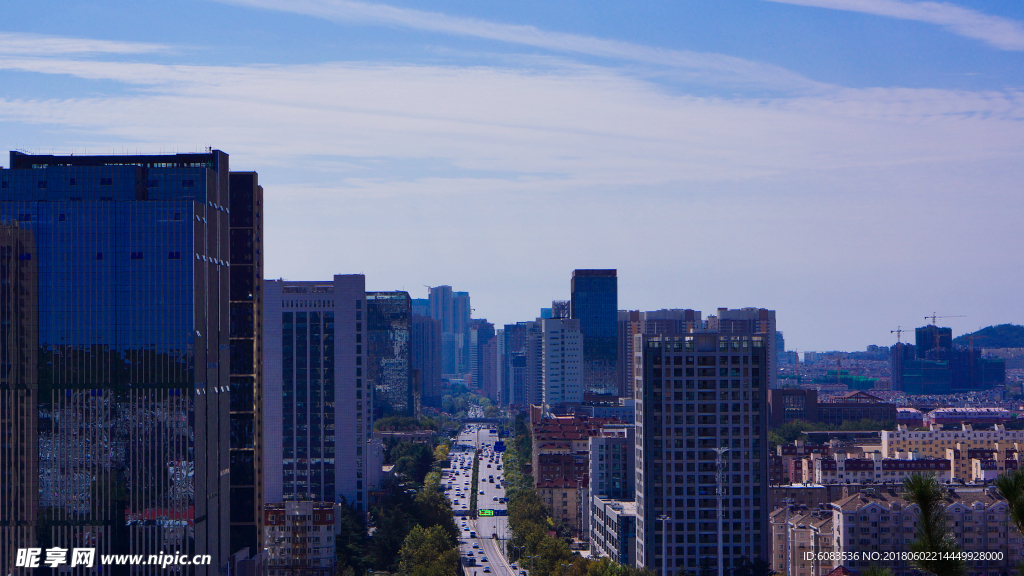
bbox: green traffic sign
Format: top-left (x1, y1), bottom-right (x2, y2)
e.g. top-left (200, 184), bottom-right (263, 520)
top-left (479, 509), bottom-right (494, 516)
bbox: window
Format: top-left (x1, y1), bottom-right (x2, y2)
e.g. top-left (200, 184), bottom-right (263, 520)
top-left (96, 252), bottom-right (104, 260)
top-left (168, 251), bottom-right (181, 259)
top-left (100, 178), bottom-right (113, 185)
top-left (131, 252), bottom-right (144, 260)
top-left (69, 178), bottom-right (76, 185)
top-left (147, 180), bottom-right (159, 187)
top-left (183, 179), bottom-right (195, 187)
top-left (37, 181), bottom-right (47, 189)
top-left (58, 214), bottom-right (66, 222)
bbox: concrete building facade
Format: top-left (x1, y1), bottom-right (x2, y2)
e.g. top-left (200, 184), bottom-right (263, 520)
top-left (263, 502), bottom-right (336, 575)
top-left (590, 497), bottom-right (638, 566)
top-left (635, 331), bottom-right (770, 574)
top-left (264, 276), bottom-right (375, 512)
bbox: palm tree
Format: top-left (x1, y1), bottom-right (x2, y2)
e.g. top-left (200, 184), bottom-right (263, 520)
top-left (994, 468), bottom-right (1024, 576)
top-left (902, 473), bottom-right (964, 576)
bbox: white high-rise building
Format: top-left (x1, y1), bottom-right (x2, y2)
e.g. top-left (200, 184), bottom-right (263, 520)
top-left (540, 317), bottom-right (583, 406)
top-left (264, 275), bottom-right (375, 512)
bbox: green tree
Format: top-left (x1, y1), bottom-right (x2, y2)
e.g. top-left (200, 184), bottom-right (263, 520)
top-left (386, 441), bottom-right (435, 484)
top-left (904, 473), bottom-right (965, 576)
top-left (996, 468), bottom-right (1024, 530)
top-left (859, 566), bottom-right (894, 576)
top-left (434, 442), bottom-right (451, 462)
top-left (334, 498), bottom-right (369, 576)
top-left (399, 524), bottom-right (458, 576)
top-left (994, 469), bottom-right (1024, 576)
top-left (586, 557), bottom-right (657, 576)
top-left (730, 557), bottom-right (775, 576)
top-left (367, 488), bottom-right (418, 571)
top-left (414, 485), bottom-right (459, 542)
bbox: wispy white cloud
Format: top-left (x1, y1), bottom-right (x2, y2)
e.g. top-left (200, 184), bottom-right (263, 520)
top-left (0, 55), bottom-right (1021, 184)
top-left (210, 0), bottom-right (824, 91)
top-left (765, 0), bottom-right (1024, 50)
top-left (0, 32), bottom-right (169, 55)
top-left (0, 31), bottom-right (1022, 348)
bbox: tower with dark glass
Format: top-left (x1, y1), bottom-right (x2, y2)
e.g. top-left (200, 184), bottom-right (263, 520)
top-left (0, 150), bottom-right (243, 574)
top-left (571, 269), bottom-right (618, 396)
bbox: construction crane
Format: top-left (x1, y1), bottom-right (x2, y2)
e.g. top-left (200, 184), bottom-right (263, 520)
top-left (923, 314), bottom-right (965, 359)
top-left (890, 327), bottom-right (912, 391)
top-left (891, 326), bottom-right (911, 343)
top-left (925, 313), bottom-right (965, 325)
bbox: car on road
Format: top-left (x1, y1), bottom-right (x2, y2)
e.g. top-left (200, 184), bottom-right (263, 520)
top-left (480, 557), bottom-right (488, 562)
top-left (483, 568), bottom-right (491, 573)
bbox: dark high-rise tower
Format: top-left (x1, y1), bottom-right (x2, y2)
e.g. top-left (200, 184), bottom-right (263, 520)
top-left (571, 269), bottom-right (618, 395)
top-left (634, 330), bottom-right (769, 574)
top-left (227, 172), bottom-right (264, 557)
top-left (0, 150), bottom-right (236, 574)
top-left (411, 313), bottom-right (442, 408)
top-left (367, 291), bottom-right (412, 417)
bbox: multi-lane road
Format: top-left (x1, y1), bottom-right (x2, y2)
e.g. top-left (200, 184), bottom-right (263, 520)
top-left (444, 425), bottom-right (525, 576)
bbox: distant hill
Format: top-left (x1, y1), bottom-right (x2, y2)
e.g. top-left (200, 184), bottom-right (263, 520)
top-left (953, 324), bottom-right (1024, 349)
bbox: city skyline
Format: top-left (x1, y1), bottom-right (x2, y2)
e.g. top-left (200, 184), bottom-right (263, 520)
top-left (1, 1), bottom-right (1022, 351)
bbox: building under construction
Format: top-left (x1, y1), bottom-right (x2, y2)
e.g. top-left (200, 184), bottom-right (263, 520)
top-left (890, 325), bottom-right (1005, 394)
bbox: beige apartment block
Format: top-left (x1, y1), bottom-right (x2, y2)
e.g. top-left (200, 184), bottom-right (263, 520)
top-left (770, 508), bottom-right (836, 576)
top-left (883, 423), bottom-right (1024, 482)
top-left (829, 487), bottom-right (1019, 575)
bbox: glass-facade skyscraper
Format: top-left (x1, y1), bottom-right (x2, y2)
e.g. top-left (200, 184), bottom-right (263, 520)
top-left (0, 150), bottom-right (238, 574)
top-left (227, 172), bottom-right (264, 557)
top-left (367, 291), bottom-right (411, 417)
top-left (571, 269), bottom-right (618, 396)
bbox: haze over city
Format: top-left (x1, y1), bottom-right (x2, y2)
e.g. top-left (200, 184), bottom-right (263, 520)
top-left (1, 0), bottom-right (1022, 351)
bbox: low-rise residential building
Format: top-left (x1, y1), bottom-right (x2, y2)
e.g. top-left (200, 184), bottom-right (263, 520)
top-left (263, 502), bottom-right (336, 575)
top-left (810, 452), bottom-right (951, 484)
top-left (896, 407), bottom-right (924, 428)
top-left (775, 441), bottom-right (835, 484)
top-left (770, 507), bottom-right (835, 576)
top-left (882, 423), bottom-right (1024, 460)
top-left (769, 484), bottom-right (872, 512)
top-left (590, 496), bottom-right (637, 566)
top-left (945, 445), bottom-right (1020, 482)
top-left (538, 478), bottom-right (583, 534)
top-left (970, 453), bottom-right (1020, 482)
top-left (925, 407), bottom-right (1011, 427)
top-left (827, 486), bottom-right (1020, 575)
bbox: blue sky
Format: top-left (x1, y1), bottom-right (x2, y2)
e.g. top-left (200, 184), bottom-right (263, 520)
top-left (2, 0), bottom-right (1022, 351)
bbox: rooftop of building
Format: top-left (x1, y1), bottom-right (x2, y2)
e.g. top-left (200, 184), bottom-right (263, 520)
top-left (592, 496), bottom-right (638, 516)
top-left (7, 149), bottom-right (224, 170)
top-left (831, 485), bottom-right (1006, 512)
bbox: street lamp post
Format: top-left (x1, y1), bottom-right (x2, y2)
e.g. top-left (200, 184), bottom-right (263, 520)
top-left (782, 498), bottom-right (794, 576)
top-left (527, 554), bottom-right (539, 576)
top-left (510, 545), bottom-right (525, 566)
top-left (713, 447), bottom-right (730, 576)
top-left (656, 514), bottom-right (671, 576)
